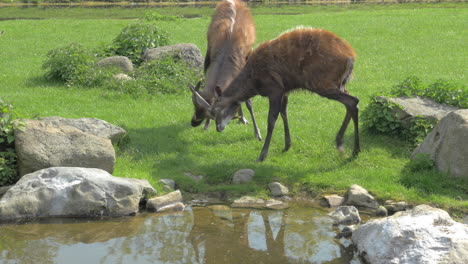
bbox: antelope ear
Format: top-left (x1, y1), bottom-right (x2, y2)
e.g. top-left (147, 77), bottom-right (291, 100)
top-left (215, 85), bottom-right (222, 97)
top-left (188, 80), bottom-right (202, 93)
top-left (195, 80), bottom-right (202, 91)
top-left (188, 84), bottom-right (196, 93)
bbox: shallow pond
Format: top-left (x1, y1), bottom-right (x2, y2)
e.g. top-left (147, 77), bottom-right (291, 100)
top-left (0, 205), bottom-right (361, 264)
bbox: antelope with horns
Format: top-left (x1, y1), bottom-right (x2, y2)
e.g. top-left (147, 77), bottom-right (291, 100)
top-left (189, 0), bottom-right (262, 141)
top-left (207, 27), bottom-right (360, 162)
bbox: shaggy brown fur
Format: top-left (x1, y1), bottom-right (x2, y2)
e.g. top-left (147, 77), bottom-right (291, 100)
top-left (212, 27), bottom-right (360, 161)
top-left (190, 0), bottom-right (261, 140)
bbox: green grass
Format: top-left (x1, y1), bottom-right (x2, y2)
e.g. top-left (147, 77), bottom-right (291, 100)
top-left (0, 3), bottom-right (467, 215)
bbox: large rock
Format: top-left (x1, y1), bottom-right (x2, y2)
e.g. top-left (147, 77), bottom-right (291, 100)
top-left (352, 205), bottom-right (468, 264)
top-left (38, 116), bottom-right (127, 144)
top-left (96, 56), bottom-right (134, 73)
top-left (14, 119), bottom-right (116, 176)
top-left (141, 43), bottom-right (203, 71)
top-left (382, 96), bottom-right (458, 128)
top-left (0, 167), bottom-right (156, 220)
top-left (343, 184), bottom-right (379, 209)
top-left (412, 110), bottom-right (468, 178)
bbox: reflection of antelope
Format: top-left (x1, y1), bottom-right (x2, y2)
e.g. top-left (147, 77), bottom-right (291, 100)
top-left (189, 0), bottom-right (262, 140)
top-left (210, 27), bottom-right (360, 161)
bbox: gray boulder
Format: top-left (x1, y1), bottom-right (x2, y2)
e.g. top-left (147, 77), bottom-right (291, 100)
top-left (328, 206), bottom-right (361, 225)
top-left (142, 43), bottom-right (203, 71)
top-left (343, 184), bottom-right (379, 209)
top-left (38, 116), bottom-right (127, 144)
top-left (268, 182), bottom-right (289, 196)
top-left (14, 119), bottom-right (116, 176)
top-left (0, 185), bottom-right (12, 199)
top-left (96, 56), bottom-right (134, 73)
top-left (232, 169), bottom-right (255, 184)
top-left (146, 190), bottom-right (183, 212)
top-left (412, 110), bottom-right (468, 178)
top-left (382, 96), bottom-right (458, 128)
top-left (352, 205), bottom-right (468, 264)
top-left (0, 167), bottom-right (156, 220)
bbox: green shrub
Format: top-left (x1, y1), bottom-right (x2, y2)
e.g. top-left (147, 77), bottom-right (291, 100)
top-left (391, 76), bottom-right (467, 108)
top-left (43, 43), bottom-right (98, 86)
top-left (0, 98), bottom-right (24, 186)
top-left (402, 116), bottom-right (437, 145)
top-left (361, 96), bottom-right (403, 135)
top-left (105, 55), bottom-right (201, 96)
top-left (43, 43), bottom-right (120, 87)
top-left (143, 11), bottom-right (180, 22)
top-left (363, 76), bottom-right (466, 145)
top-left (108, 23), bottom-right (170, 65)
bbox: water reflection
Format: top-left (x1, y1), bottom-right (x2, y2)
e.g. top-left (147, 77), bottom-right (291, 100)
top-left (0, 206), bottom-right (360, 264)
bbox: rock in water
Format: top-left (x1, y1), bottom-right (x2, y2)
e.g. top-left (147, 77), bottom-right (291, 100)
top-left (0, 167), bottom-right (156, 220)
top-left (352, 205), bottom-right (468, 264)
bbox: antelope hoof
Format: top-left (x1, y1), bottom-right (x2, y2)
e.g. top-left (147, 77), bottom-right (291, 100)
top-left (239, 117), bottom-right (249, 125)
top-left (352, 148), bottom-right (361, 157)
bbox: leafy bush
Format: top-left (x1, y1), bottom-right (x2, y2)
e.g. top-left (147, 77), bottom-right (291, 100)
top-left (362, 76), bottom-right (466, 145)
top-left (107, 23), bottom-right (170, 65)
top-left (0, 98), bottom-right (24, 186)
top-left (43, 43), bottom-right (99, 86)
top-left (43, 43), bottom-right (121, 87)
top-left (391, 76), bottom-right (467, 108)
top-left (143, 11), bottom-right (180, 22)
top-left (361, 96), bottom-right (403, 135)
top-left (105, 55), bottom-right (201, 96)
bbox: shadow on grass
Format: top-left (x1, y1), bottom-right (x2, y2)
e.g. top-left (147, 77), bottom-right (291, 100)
top-left (24, 75), bottom-right (65, 89)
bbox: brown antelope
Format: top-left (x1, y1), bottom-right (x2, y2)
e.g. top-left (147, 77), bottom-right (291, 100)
top-left (205, 27), bottom-right (360, 162)
top-left (189, 0), bottom-right (262, 140)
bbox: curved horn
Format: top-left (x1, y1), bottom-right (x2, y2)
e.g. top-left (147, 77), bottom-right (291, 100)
top-left (188, 83), bottom-right (211, 110)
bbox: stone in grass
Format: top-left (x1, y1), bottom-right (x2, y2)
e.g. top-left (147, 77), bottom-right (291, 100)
top-left (15, 119), bottom-right (117, 176)
top-left (159, 179), bottom-right (176, 190)
top-left (184, 172), bottom-right (204, 182)
top-left (268, 182), bottom-right (289, 196)
top-left (412, 110), bottom-right (468, 178)
top-left (232, 169), bottom-right (255, 184)
top-left (96, 56), bottom-right (134, 73)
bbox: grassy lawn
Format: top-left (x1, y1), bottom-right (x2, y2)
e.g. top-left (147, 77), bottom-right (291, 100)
top-left (0, 3), bottom-right (467, 215)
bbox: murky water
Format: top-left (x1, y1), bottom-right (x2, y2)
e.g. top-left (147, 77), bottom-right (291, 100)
top-left (0, 205), bottom-right (361, 264)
